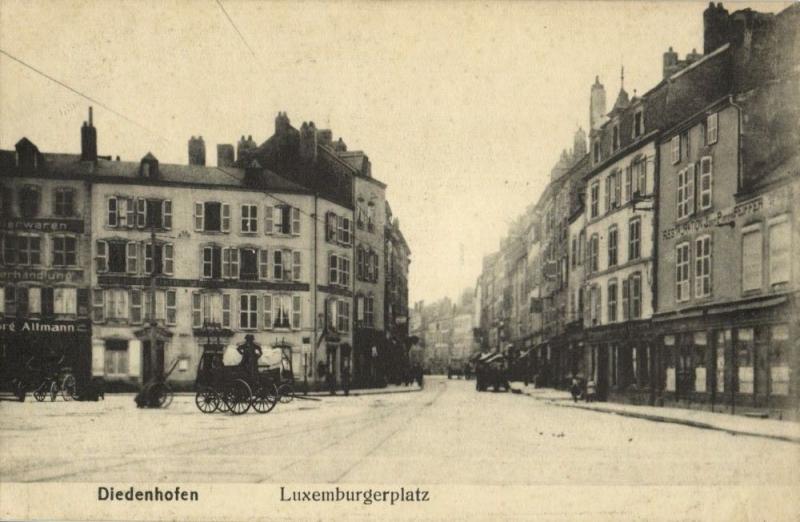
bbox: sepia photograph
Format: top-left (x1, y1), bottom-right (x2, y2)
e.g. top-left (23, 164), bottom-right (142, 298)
top-left (0, 1), bottom-right (798, 520)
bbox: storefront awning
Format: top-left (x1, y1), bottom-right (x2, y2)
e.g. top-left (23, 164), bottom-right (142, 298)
top-left (707, 296), bottom-right (787, 316)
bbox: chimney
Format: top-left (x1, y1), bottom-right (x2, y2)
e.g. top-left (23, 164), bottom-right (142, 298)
top-left (299, 121), bottom-right (318, 162)
top-left (237, 135), bottom-right (256, 164)
top-left (662, 46), bottom-right (680, 78)
top-left (80, 106), bottom-right (97, 162)
top-left (589, 76), bottom-right (606, 130)
top-left (573, 127), bottom-right (587, 158)
top-left (275, 111), bottom-right (291, 134)
top-left (217, 144), bottom-right (235, 167)
top-left (704, 2), bottom-right (731, 55)
top-left (188, 135), bottom-right (206, 166)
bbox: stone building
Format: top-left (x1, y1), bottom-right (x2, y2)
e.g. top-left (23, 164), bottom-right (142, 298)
top-left (0, 111), bottom-right (97, 388)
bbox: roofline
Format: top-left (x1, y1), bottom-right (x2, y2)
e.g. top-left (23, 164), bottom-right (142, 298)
top-left (585, 129), bottom-right (659, 181)
top-left (668, 43), bottom-right (730, 82)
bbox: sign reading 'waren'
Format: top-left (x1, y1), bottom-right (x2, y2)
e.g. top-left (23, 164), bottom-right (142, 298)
top-left (0, 218), bottom-right (84, 233)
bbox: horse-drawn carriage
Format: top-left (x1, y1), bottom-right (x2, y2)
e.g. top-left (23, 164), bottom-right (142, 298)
top-left (194, 335), bottom-right (281, 415)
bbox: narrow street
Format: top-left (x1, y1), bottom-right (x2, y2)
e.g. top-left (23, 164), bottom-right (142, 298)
top-left (1, 377), bottom-right (797, 486)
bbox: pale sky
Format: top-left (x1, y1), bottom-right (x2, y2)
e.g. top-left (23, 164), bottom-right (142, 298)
top-left (0, 0), bottom-right (790, 304)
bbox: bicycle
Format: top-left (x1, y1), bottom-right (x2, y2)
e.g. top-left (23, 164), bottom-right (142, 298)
top-left (32, 369), bottom-right (77, 402)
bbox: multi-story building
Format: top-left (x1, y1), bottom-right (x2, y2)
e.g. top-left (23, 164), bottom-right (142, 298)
top-left (385, 204), bottom-right (411, 383)
top-left (0, 113), bottom-right (96, 388)
top-left (250, 113), bottom-right (407, 388)
top-left (654, 3), bottom-right (800, 412)
top-left (1, 109), bottom-right (369, 392)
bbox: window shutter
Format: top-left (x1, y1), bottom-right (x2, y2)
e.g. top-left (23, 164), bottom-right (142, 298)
top-left (292, 207), bottom-right (301, 235)
top-left (259, 249), bottom-right (269, 279)
top-left (95, 240), bottom-right (108, 273)
top-left (293, 251), bottom-right (301, 281)
top-left (164, 244), bottom-right (174, 275)
top-left (605, 177), bottom-right (611, 213)
top-left (76, 288), bottom-right (89, 317)
top-left (191, 292), bottom-right (201, 328)
top-left (264, 205), bottom-right (273, 234)
top-left (230, 248), bottom-right (239, 278)
top-left (136, 198), bottom-right (146, 228)
top-left (222, 248), bottom-right (231, 278)
top-left (325, 213), bottom-right (333, 241)
top-left (194, 203), bottom-right (203, 231)
top-left (622, 278), bottom-right (630, 321)
top-left (92, 289), bottom-right (105, 322)
top-left (163, 200), bottom-right (172, 229)
top-left (125, 198), bottom-right (135, 228)
top-left (221, 203), bottom-right (231, 232)
top-left (374, 253), bottom-right (379, 281)
top-left (292, 295), bottom-right (301, 329)
top-left (329, 254), bottom-right (337, 285)
top-left (626, 165), bottom-right (633, 200)
top-left (687, 163), bottom-right (696, 216)
top-left (127, 241), bottom-right (139, 274)
top-left (263, 294), bottom-right (272, 329)
top-left (222, 294), bottom-right (231, 328)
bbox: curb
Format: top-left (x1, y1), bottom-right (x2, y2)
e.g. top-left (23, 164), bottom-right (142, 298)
top-left (513, 387), bottom-right (800, 445)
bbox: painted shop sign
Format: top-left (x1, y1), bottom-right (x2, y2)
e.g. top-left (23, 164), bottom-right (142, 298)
top-left (0, 269), bottom-right (84, 282)
top-left (1, 218), bottom-right (84, 233)
top-left (661, 183), bottom-right (795, 241)
top-left (0, 318), bottom-right (90, 334)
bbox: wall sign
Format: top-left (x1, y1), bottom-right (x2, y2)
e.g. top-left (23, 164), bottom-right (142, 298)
top-left (1, 218), bottom-right (84, 233)
top-left (0, 318), bottom-right (90, 334)
top-left (0, 269), bottom-right (84, 283)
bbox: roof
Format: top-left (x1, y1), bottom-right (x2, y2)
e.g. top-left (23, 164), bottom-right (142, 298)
top-left (0, 149), bottom-right (311, 194)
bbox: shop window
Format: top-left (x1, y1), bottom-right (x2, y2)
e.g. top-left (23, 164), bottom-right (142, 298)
top-left (770, 324), bottom-right (790, 395)
top-left (104, 340), bottom-right (129, 376)
top-left (735, 327), bottom-right (754, 394)
top-left (54, 188), bottom-right (75, 217)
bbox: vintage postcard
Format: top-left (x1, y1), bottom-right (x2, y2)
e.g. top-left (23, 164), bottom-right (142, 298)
top-left (0, 1), bottom-right (798, 520)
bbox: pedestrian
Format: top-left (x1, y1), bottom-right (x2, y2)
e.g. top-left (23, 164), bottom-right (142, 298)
top-left (570, 376), bottom-right (582, 403)
top-left (237, 335), bottom-right (262, 375)
top-left (342, 364), bottom-right (351, 396)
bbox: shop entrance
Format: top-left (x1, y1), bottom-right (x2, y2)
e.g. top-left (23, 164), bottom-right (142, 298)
top-left (596, 344), bottom-right (609, 401)
top-left (675, 339), bottom-right (695, 400)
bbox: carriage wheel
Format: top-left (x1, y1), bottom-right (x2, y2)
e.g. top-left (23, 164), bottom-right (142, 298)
top-left (278, 383), bottom-right (294, 404)
top-left (223, 379), bottom-right (252, 415)
top-left (195, 387), bottom-right (219, 413)
top-left (61, 374), bottom-right (77, 401)
top-left (33, 381), bottom-right (48, 402)
top-left (49, 380), bottom-right (59, 401)
top-left (252, 383), bottom-right (279, 414)
top-left (153, 383), bottom-right (174, 408)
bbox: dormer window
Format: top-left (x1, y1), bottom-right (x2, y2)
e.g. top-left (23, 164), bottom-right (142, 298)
top-left (139, 153), bottom-right (159, 179)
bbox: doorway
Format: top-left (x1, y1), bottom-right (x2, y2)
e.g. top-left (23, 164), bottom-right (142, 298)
top-left (142, 340), bottom-right (165, 383)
